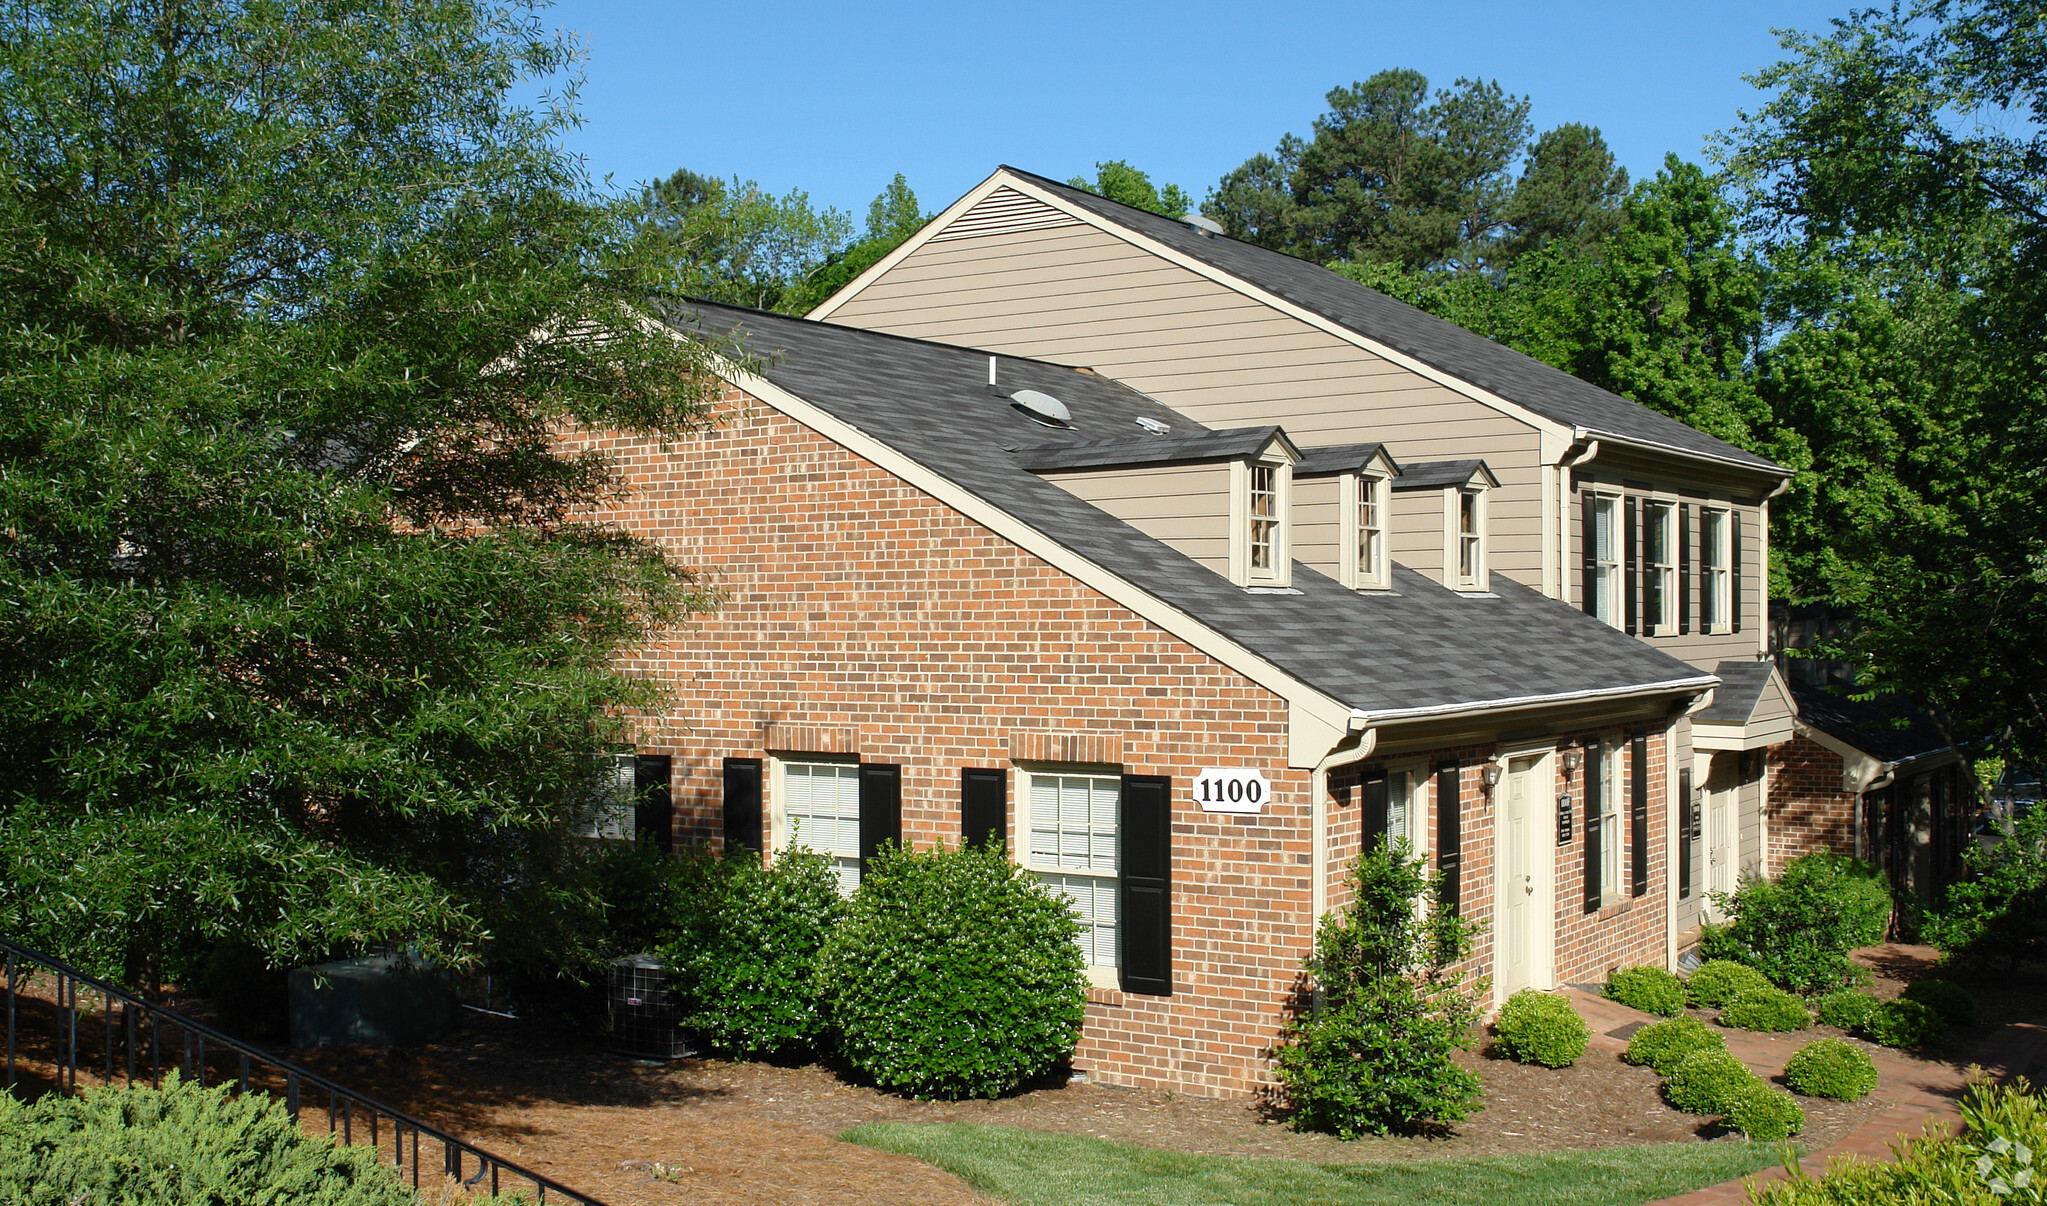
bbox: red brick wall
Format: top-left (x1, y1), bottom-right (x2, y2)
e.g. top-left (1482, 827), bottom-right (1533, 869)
top-left (1552, 731), bottom-right (1671, 982)
top-left (1766, 735), bottom-right (1855, 875)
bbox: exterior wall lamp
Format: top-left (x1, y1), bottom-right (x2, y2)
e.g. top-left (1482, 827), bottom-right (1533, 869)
top-left (1562, 748), bottom-right (1583, 775)
top-left (1480, 762), bottom-right (1502, 788)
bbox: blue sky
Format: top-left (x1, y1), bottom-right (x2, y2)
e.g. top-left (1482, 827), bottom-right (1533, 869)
top-left (546, 0), bottom-right (1854, 224)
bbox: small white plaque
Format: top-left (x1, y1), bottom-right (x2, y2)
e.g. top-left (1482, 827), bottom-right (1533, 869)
top-left (1193, 768), bottom-right (1271, 814)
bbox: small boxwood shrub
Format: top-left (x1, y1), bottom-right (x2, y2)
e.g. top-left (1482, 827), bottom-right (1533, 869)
top-left (1783, 1037), bottom-right (1879, 1101)
top-left (1815, 988), bottom-right (1882, 1032)
top-left (0, 1074), bottom-right (427, 1205)
top-left (1718, 987), bottom-right (1811, 1033)
top-left (1605, 965), bottom-right (1687, 1017)
top-left (815, 842), bottom-right (1086, 1099)
top-left (661, 844), bottom-right (847, 1058)
top-left (1493, 989), bottom-right (1589, 1068)
top-left (1686, 959), bottom-right (1772, 1009)
top-left (1726, 1082), bottom-right (1806, 1141)
top-left (1624, 1015), bottom-right (1728, 1075)
top-left (1901, 978), bottom-right (1977, 1028)
top-left (1860, 997), bottom-right (1948, 1049)
top-left (1666, 1048), bottom-right (1763, 1114)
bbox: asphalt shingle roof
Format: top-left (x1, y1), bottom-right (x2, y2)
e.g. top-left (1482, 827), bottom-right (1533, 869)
top-left (1293, 442), bottom-right (1395, 478)
top-left (1693, 660), bottom-right (1779, 725)
top-left (1392, 460), bottom-right (1494, 491)
top-left (1003, 168), bottom-right (1786, 476)
top-left (1016, 426), bottom-right (1283, 472)
top-left (668, 300), bottom-right (1714, 719)
top-left (1792, 685), bottom-right (1951, 764)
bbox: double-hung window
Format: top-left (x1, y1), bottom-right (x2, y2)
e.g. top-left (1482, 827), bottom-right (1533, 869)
top-left (1701, 508), bottom-right (1731, 632)
top-left (1598, 741), bottom-right (1622, 900)
top-left (1645, 502), bottom-right (1676, 631)
top-left (1590, 495), bottom-right (1620, 625)
top-left (1357, 475), bottom-right (1386, 587)
top-left (1027, 770), bottom-right (1120, 973)
top-left (781, 760), bottom-right (862, 896)
top-left (1248, 464), bottom-right (1278, 576)
top-left (1456, 490), bottom-right (1484, 586)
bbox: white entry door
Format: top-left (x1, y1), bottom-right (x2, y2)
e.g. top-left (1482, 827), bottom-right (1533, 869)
top-left (1495, 756), bottom-right (1554, 999)
top-left (1705, 775), bottom-right (1738, 919)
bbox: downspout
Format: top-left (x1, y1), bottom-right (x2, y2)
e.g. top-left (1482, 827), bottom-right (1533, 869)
top-left (1311, 728), bottom-right (1380, 925)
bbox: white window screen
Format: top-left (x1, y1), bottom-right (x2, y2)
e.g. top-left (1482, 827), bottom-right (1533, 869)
top-left (1357, 477), bottom-right (1383, 585)
top-left (1592, 497), bottom-right (1619, 625)
top-left (1600, 744), bottom-right (1622, 898)
top-left (1387, 770), bottom-right (1426, 853)
top-left (784, 761), bottom-right (861, 896)
top-left (1648, 503), bottom-right (1675, 628)
top-left (1702, 509), bottom-right (1729, 631)
top-left (1249, 464), bottom-right (1277, 573)
top-left (1029, 772), bottom-right (1120, 968)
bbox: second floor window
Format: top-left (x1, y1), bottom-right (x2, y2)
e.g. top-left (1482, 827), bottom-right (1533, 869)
top-left (1457, 490), bottom-right (1483, 585)
top-left (1249, 463), bottom-right (1277, 575)
top-left (1701, 508), bottom-right (1731, 631)
top-left (1357, 475), bottom-right (1385, 586)
top-left (1591, 495), bottom-right (1620, 625)
top-left (1646, 502), bottom-right (1676, 630)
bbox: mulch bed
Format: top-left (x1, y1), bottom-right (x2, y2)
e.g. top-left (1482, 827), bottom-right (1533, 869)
top-left (4, 945), bottom-right (2037, 1206)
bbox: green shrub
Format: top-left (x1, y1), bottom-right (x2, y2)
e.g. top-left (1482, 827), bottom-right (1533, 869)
top-left (1685, 959), bottom-right (1772, 1008)
top-left (1702, 853), bottom-right (1892, 993)
top-left (1492, 989), bottom-right (1590, 1068)
top-left (1276, 838), bottom-right (1486, 1137)
top-left (815, 842), bottom-right (1086, 1100)
top-left (1923, 804), bottom-right (2047, 969)
top-left (1860, 997), bottom-right (1948, 1049)
top-left (1815, 988), bottom-right (1882, 1032)
top-left (1901, 978), bottom-right (1977, 1028)
top-left (1605, 965), bottom-right (1687, 1017)
top-left (1726, 1082), bottom-right (1806, 1141)
top-left (1751, 1077), bottom-right (2046, 1205)
top-left (0, 1074), bottom-right (424, 1205)
top-left (1718, 987), bottom-right (1811, 1033)
top-left (1666, 1048), bottom-right (1763, 1114)
top-left (1783, 1037), bottom-right (1879, 1101)
top-left (1624, 1015), bottom-right (1727, 1075)
top-left (661, 844), bottom-right (846, 1058)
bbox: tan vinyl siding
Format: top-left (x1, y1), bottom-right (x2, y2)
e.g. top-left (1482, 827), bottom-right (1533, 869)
top-left (1292, 475), bottom-right (1341, 582)
top-left (829, 218), bottom-right (1548, 588)
top-left (1750, 679), bottom-right (1795, 730)
top-left (1040, 461), bottom-right (1232, 574)
top-left (1390, 489), bottom-right (1445, 586)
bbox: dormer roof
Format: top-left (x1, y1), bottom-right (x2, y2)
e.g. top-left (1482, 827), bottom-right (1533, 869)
top-left (1292, 442), bottom-right (1399, 479)
top-left (1392, 459), bottom-right (1500, 491)
top-left (1019, 426), bottom-right (1296, 473)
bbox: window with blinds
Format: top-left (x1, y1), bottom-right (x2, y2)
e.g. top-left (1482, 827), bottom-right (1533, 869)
top-left (1028, 771), bottom-right (1121, 969)
top-left (783, 761), bottom-right (862, 896)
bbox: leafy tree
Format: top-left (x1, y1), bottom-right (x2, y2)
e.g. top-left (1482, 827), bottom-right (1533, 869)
top-left (0, 0), bottom-right (731, 985)
top-left (1065, 159), bottom-right (1192, 218)
top-left (784, 173), bottom-right (927, 315)
top-left (641, 168), bottom-right (853, 313)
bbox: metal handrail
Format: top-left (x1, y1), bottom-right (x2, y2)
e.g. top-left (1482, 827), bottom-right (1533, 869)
top-left (2, 933), bottom-right (607, 1205)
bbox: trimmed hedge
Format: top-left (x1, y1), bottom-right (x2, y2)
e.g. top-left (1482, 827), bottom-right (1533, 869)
top-left (1718, 987), bottom-right (1811, 1033)
top-left (0, 1074), bottom-right (428, 1205)
top-left (1667, 1048), bottom-right (1763, 1114)
top-left (1686, 959), bottom-right (1772, 1009)
top-left (1726, 1082), bottom-right (1806, 1141)
top-left (815, 842), bottom-right (1086, 1100)
top-left (1815, 988), bottom-right (1882, 1032)
top-left (1860, 997), bottom-right (1947, 1049)
top-left (1493, 990), bottom-right (1590, 1068)
top-left (1624, 1015), bottom-right (1728, 1076)
top-left (1901, 978), bottom-right (1976, 1028)
top-left (1783, 1037), bottom-right (1878, 1101)
top-left (1605, 965), bottom-right (1687, 1017)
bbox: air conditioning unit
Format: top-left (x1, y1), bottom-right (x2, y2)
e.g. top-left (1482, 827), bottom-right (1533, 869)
top-left (608, 954), bottom-right (688, 1060)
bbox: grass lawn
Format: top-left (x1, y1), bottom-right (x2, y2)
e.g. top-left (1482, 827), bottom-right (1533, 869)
top-left (843, 1122), bottom-right (1790, 1206)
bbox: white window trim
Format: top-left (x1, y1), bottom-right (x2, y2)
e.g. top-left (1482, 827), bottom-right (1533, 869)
top-left (1385, 759), bottom-right (1430, 857)
top-left (1018, 762), bottom-right (1123, 990)
top-left (1598, 738), bottom-right (1622, 900)
top-left (1645, 500), bottom-right (1678, 635)
top-left (1701, 506), bottom-right (1733, 635)
top-left (1230, 455), bottom-right (1292, 588)
top-left (1339, 471), bottom-right (1391, 590)
top-left (1589, 491), bottom-right (1622, 628)
top-left (572, 752), bottom-right (637, 841)
top-left (1446, 486), bottom-right (1488, 592)
top-left (769, 753), bottom-right (862, 862)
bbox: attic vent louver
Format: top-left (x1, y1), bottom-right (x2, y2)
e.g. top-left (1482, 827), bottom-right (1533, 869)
top-left (1135, 417), bottom-right (1170, 435)
top-left (1009, 389), bottom-right (1072, 428)
top-left (1183, 214), bottom-right (1224, 238)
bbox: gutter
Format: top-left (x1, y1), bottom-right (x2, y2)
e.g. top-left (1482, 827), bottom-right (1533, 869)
top-left (1569, 426), bottom-right (1790, 480)
top-left (1350, 675), bottom-right (1721, 729)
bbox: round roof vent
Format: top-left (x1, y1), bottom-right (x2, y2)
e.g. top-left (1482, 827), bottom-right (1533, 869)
top-left (1184, 214), bottom-right (1224, 237)
top-left (1010, 389), bottom-right (1072, 428)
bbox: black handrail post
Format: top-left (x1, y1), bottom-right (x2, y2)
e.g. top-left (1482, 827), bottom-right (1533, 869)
top-left (5, 950), bottom-right (15, 1090)
top-left (343, 1097), bottom-right (352, 1145)
top-left (125, 1005), bottom-right (136, 1087)
top-left (196, 1035), bottom-right (206, 1089)
top-left (238, 1052), bottom-right (249, 1095)
top-left (286, 1070), bottom-right (298, 1118)
top-left (64, 970), bottom-right (76, 1095)
top-left (104, 987), bottom-right (113, 1084)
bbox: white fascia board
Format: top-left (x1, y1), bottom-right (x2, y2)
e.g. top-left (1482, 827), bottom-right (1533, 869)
top-left (1351, 675), bottom-right (1720, 730)
top-left (1693, 718), bottom-right (1796, 752)
top-left (710, 360), bottom-right (1358, 767)
top-left (805, 171), bottom-right (1015, 322)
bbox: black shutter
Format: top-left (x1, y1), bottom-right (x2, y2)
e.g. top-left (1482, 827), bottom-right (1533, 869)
top-left (1623, 497), bottom-right (1640, 635)
top-left (635, 755), bottom-right (673, 854)
top-left (1678, 767), bottom-right (1694, 899)
top-left (1631, 733), bottom-right (1651, 898)
top-left (858, 762), bottom-right (902, 875)
top-left (722, 758), bottom-right (762, 854)
top-left (960, 767), bottom-right (1007, 852)
top-left (1437, 762), bottom-right (1462, 914)
top-left (1677, 504), bottom-right (1692, 636)
top-left (1730, 510), bottom-right (1744, 633)
top-left (1362, 770), bottom-right (1389, 853)
top-left (1119, 774), bottom-right (1173, 996)
top-left (1580, 490), bottom-right (1598, 615)
top-left (1584, 745), bottom-right (1603, 913)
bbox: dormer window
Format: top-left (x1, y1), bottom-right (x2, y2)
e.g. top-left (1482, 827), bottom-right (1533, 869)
top-left (1248, 464), bottom-right (1278, 574)
top-left (1457, 489), bottom-right (1483, 586)
top-left (1344, 470), bottom-right (1391, 589)
top-left (1229, 437), bottom-right (1297, 587)
top-left (1390, 458), bottom-right (1496, 592)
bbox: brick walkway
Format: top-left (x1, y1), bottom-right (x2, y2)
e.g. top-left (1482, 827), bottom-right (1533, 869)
top-left (1559, 987), bottom-right (2047, 1206)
